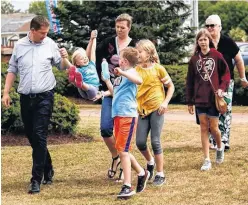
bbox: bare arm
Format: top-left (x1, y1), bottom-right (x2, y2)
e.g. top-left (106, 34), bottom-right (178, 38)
top-left (103, 79), bottom-right (114, 96)
top-left (114, 68), bottom-right (143, 85)
top-left (158, 80), bottom-right (175, 115)
top-left (59, 48), bottom-right (70, 70)
top-left (2, 73), bottom-right (16, 108)
top-left (86, 30), bottom-right (97, 62)
top-left (234, 51), bottom-right (248, 88)
top-left (162, 80), bottom-right (175, 105)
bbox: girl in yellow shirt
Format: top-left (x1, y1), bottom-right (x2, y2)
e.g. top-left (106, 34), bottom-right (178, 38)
top-left (135, 39), bottom-right (175, 186)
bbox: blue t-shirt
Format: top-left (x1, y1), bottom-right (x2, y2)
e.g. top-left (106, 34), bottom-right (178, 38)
top-left (112, 71), bottom-right (138, 118)
top-left (77, 61), bottom-right (100, 88)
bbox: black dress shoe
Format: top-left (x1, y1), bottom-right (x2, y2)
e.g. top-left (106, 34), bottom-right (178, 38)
top-left (28, 180), bottom-right (40, 194)
top-left (43, 169), bottom-right (54, 185)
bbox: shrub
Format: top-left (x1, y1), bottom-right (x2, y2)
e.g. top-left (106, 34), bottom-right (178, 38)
top-left (53, 67), bottom-right (79, 96)
top-left (233, 67), bottom-right (248, 105)
top-left (165, 64), bottom-right (188, 104)
top-left (50, 93), bottom-right (80, 134)
top-left (1, 87), bottom-right (23, 134)
top-left (1, 62), bottom-right (80, 134)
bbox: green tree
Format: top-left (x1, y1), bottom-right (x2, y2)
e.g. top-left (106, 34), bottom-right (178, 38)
top-left (199, 1), bottom-right (248, 35)
top-left (28, 1), bottom-right (47, 16)
top-left (1, 0), bottom-right (17, 14)
top-left (53, 1), bottom-right (195, 64)
top-left (229, 27), bottom-right (247, 42)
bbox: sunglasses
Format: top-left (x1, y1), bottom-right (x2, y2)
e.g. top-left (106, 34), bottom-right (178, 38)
top-left (205, 24), bottom-right (217, 28)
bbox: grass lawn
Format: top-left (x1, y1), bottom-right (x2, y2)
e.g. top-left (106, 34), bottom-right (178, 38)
top-left (1, 109), bottom-right (248, 205)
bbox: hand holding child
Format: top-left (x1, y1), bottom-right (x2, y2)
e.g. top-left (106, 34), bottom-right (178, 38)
top-left (59, 48), bottom-right (68, 58)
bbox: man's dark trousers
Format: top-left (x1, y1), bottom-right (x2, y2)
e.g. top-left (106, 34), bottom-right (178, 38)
top-left (20, 90), bottom-right (54, 183)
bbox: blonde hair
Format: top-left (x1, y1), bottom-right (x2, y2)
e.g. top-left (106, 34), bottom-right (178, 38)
top-left (120, 47), bottom-right (139, 67)
top-left (136, 39), bottom-right (160, 64)
top-left (194, 28), bottom-right (215, 54)
top-left (115, 13), bottom-right (132, 28)
top-left (71, 48), bottom-right (87, 66)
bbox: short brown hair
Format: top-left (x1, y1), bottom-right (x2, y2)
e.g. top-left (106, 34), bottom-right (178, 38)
top-left (115, 13), bottom-right (132, 28)
top-left (30, 15), bottom-right (50, 30)
top-left (121, 47), bottom-right (139, 67)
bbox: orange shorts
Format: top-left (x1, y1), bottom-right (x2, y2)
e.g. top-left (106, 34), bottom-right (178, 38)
top-left (114, 117), bottom-right (137, 152)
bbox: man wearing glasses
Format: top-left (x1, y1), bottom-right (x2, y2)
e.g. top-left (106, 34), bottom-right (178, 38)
top-left (205, 14), bottom-right (248, 150)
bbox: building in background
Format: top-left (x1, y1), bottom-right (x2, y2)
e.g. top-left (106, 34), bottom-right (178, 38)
top-left (1, 13), bottom-right (35, 62)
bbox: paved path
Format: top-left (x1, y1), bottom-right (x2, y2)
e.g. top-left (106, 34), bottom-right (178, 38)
top-left (79, 109), bottom-right (248, 124)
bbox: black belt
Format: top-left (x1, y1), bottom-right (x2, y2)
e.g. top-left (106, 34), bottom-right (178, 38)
top-left (21, 89), bottom-right (54, 99)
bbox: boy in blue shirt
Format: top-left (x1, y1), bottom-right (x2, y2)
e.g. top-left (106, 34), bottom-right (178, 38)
top-left (103, 47), bottom-right (150, 199)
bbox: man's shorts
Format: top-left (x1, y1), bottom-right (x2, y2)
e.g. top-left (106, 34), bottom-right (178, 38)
top-left (196, 106), bottom-right (219, 118)
top-left (114, 116), bottom-right (137, 152)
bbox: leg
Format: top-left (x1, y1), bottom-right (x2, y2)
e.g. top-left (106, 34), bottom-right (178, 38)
top-left (198, 114), bottom-right (210, 160)
top-left (119, 152), bottom-right (132, 185)
top-left (31, 92), bottom-right (54, 184)
top-left (77, 85), bottom-right (98, 100)
top-left (150, 111), bottom-right (164, 173)
top-left (100, 97), bottom-right (119, 178)
top-left (115, 117), bottom-right (137, 198)
top-left (136, 115), bottom-right (151, 160)
top-left (209, 118), bottom-right (222, 149)
top-left (209, 116), bottom-right (225, 164)
top-left (219, 80), bottom-right (234, 149)
top-left (198, 112), bottom-right (212, 171)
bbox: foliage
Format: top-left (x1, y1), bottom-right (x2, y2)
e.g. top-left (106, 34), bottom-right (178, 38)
top-left (1, 63), bottom-right (80, 134)
top-left (233, 67), bottom-right (248, 106)
top-left (165, 64), bottom-right (188, 103)
top-left (50, 93), bottom-right (80, 134)
top-left (52, 1), bottom-right (195, 64)
top-left (229, 27), bottom-right (247, 42)
top-left (1, 0), bottom-right (19, 14)
top-left (28, 1), bottom-right (48, 16)
top-left (199, 1), bottom-right (248, 35)
top-left (1, 88), bottom-right (23, 134)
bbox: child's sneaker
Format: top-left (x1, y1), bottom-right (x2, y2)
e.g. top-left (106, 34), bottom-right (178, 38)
top-left (75, 72), bottom-right (83, 88)
top-left (200, 159), bottom-right (212, 171)
top-left (68, 65), bottom-right (76, 83)
top-left (147, 163), bottom-right (155, 180)
top-left (153, 175), bottom-right (166, 186)
top-left (117, 185), bottom-right (135, 199)
top-left (136, 169), bottom-right (150, 193)
top-left (216, 142), bottom-right (225, 164)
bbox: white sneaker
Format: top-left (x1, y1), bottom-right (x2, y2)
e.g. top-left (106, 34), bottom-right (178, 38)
top-left (216, 142), bottom-right (225, 164)
top-left (201, 159), bottom-right (212, 171)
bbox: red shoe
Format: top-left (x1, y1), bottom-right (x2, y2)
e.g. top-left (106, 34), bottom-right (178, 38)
top-left (75, 72), bottom-right (83, 88)
top-left (68, 66), bottom-right (76, 83)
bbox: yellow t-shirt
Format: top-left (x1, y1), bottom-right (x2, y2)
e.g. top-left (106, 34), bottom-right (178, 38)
top-left (136, 63), bottom-right (170, 117)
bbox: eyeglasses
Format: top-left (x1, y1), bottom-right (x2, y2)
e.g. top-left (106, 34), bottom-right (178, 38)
top-left (205, 24), bottom-right (217, 28)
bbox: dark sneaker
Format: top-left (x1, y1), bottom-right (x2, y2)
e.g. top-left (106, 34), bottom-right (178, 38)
top-left (224, 143), bottom-right (230, 151)
top-left (43, 168), bottom-right (54, 185)
top-left (28, 180), bottom-right (40, 194)
top-left (117, 185), bottom-right (135, 199)
top-left (147, 163), bottom-right (155, 180)
top-left (153, 175), bottom-right (166, 186)
top-left (136, 169), bottom-right (150, 193)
